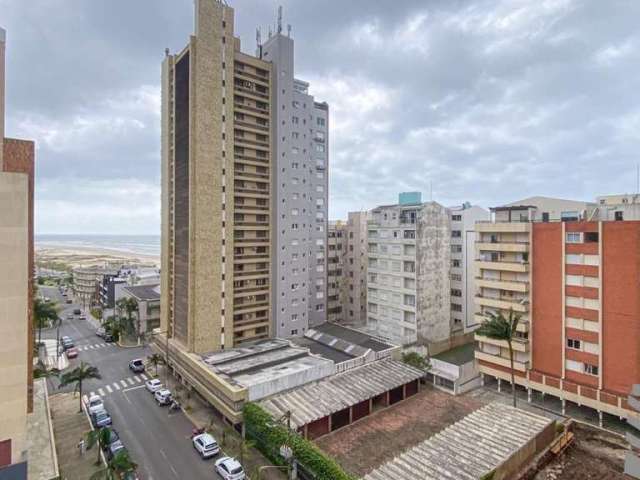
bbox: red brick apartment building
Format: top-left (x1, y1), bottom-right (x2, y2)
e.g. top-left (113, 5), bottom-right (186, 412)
top-left (475, 196), bottom-right (640, 423)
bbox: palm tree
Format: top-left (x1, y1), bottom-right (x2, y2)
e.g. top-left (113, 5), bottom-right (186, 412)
top-left (86, 426), bottom-right (112, 465)
top-left (34, 297), bottom-right (59, 345)
top-left (477, 309), bottom-right (521, 407)
top-left (89, 449), bottom-right (137, 480)
top-left (116, 297), bottom-right (139, 338)
top-left (33, 360), bottom-right (60, 380)
top-left (147, 353), bottom-right (165, 377)
top-left (58, 362), bottom-right (102, 412)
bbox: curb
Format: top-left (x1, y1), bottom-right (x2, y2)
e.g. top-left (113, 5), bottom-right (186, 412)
top-left (43, 380), bottom-right (60, 478)
top-left (81, 397), bottom-right (107, 467)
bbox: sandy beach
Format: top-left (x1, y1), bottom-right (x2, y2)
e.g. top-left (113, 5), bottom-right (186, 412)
top-left (36, 244), bottom-right (160, 270)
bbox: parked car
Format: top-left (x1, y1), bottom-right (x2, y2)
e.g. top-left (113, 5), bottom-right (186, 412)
top-left (86, 395), bottom-right (104, 415)
top-left (65, 299), bottom-right (72, 304)
top-left (90, 409), bottom-right (112, 428)
top-left (214, 457), bottom-right (245, 480)
top-left (102, 429), bottom-right (121, 451)
top-left (66, 347), bottom-right (79, 359)
top-left (66, 313), bottom-right (74, 320)
top-left (106, 440), bottom-right (126, 460)
top-left (154, 389), bottom-right (172, 406)
top-left (145, 379), bottom-right (163, 393)
top-left (79, 315), bottom-right (86, 321)
top-left (104, 333), bottom-right (114, 343)
top-left (96, 327), bottom-right (106, 338)
top-left (73, 308), bottom-right (81, 315)
top-left (192, 433), bottom-right (220, 459)
top-left (128, 359), bottom-right (145, 373)
top-left (61, 336), bottom-right (74, 350)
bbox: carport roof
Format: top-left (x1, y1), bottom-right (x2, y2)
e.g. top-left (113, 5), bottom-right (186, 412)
top-left (259, 358), bottom-right (423, 429)
top-left (363, 402), bottom-right (553, 480)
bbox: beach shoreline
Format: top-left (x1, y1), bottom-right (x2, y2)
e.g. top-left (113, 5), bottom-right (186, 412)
top-left (36, 243), bottom-right (160, 270)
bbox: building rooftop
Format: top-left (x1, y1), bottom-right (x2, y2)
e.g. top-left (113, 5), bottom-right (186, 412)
top-left (432, 342), bottom-right (476, 366)
top-left (259, 358), bottom-right (424, 429)
top-left (364, 402), bottom-right (554, 480)
top-left (311, 322), bottom-right (395, 353)
top-left (200, 339), bottom-right (334, 397)
top-left (122, 284), bottom-right (160, 301)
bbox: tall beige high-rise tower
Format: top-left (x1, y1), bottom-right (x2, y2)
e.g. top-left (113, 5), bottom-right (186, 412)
top-left (160, 0), bottom-right (272, 354)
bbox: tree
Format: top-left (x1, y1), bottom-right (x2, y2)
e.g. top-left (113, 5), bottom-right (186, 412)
top-left (33, 360), bottom-right (60, 380)
top-left (477, 309), bottom-right (521, 407)
top-left (34, 297), bottom-right (59, 345)
top-left (58, 361), bottom-right (102, 412)
top-left (147, 353), bottom-right (164, 377)
top-left (89, 449), bottom-right (137, 480)
top-left (116, 297), bottom-right (139, 338)
top-left (401, 351), bottom-right (430, 371)
top-left (86, 426), bottom-right (112, 465)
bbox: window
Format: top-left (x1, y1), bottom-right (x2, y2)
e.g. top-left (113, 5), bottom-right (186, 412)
top-left (451, 230), bottom-right (462, 238)
top-left (451, 245), bottom-right (462, 253)
top-left (584, 232), bottom-right (599, 243)
top-left (291, 283), bottom-right (299, 291)
top-left (291, 329), bottom-right (298, 335)
top-left (317, 117), bottom-right (325, 127)
top-left (451, 214), bottom-right (462, 221)
top-left (292, 101), bottom-right (300, 108)
top-left (451, 273), bottom-right (462, 281)
top-left (566, 232), bottom-right (581, 243)
top-left (452, 259), bottom-right (461, 268)
top-left (292, 116), bottom-right (299, 124)
top-left (584, 364), bottom-right (598, 376)
top-left (567, 338), bottom-right (581, 350)
top-left (451, 303), bottom-right (463, 312)
top-left (561, 211), bottom-right (579, 221)
top-left (451, 289), bottom-right (462, 297)
top-left (615, 211), bottom-right (623, 221)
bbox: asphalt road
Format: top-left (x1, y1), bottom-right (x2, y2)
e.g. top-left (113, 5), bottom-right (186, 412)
top-left (39, 286), bottom-right (217, 480)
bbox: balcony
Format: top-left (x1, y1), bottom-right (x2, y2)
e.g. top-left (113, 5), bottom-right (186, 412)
top-left (474, 350), bottom-right (529, 372)
top-left (475, 277), bottom-right (529, 293)
top-left (474, 313), bottom-right (529, 332)
top-left (476, 260), bottom-right (529, 273)
top-left (475, 295), bottom-right (528, 313)
top-left (474, 334), bottom-right (529, 353)
top-left (476, 222), bottom-right (530, 233)
top-left (476, 241), bottom-right (529, 253)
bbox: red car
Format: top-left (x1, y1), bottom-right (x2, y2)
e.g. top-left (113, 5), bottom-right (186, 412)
top-left (66, 347), bottom-right (79, 359)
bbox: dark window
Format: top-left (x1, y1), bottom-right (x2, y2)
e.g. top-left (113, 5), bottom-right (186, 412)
top-left (542, 212), bottom-right (549, 222)
top-left (615, 211), bottom-right (624, 221)
top-left (584, 232), bottom-right (599, 243)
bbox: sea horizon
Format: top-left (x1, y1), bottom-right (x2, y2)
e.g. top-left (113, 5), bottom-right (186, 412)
top-left (36, 233), bottom-right (161, 257)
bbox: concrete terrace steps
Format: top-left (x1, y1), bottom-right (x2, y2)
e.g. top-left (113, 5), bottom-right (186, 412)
top-left (364, 402), bottom-right (553, 480)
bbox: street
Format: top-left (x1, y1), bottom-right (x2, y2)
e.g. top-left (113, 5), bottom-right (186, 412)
top-left (38, 286), bottom-right (217, 480)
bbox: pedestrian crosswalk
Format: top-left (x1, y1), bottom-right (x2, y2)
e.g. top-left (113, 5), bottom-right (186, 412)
top-left (77, 342), bottom-right (114, 352)
top-left (82, 373), bottom-right (150, 403)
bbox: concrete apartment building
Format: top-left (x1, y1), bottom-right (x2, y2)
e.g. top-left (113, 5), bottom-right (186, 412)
top-left (343, 211), bottom-right (370, 326)
top-left (160, 0), bottom-right (274, 354)
top-left (475, 195), bottom-right (640, 423)
top-left (327, 220), bottom-right (347, 323)
top-left (366, 193), bottom-right (453, 350)
top-left (260, 24), bottom-right (329, 337)
top-left (448, 203), bottom-right (489, 333)
top-left (0, 26), bottom-right (35, 478)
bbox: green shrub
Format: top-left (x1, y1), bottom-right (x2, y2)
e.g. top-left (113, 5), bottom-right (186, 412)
top-left (243, 403), bottom-right (357, 480)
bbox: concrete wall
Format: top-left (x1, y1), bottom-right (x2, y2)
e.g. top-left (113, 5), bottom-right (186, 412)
top-left (416, 202), bottom-right (452, 350)
top-left (0, 172), bottom-right (28, 466)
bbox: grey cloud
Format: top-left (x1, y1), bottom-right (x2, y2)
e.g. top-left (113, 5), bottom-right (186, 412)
top-left (2, 0), bottom-right (640, 232)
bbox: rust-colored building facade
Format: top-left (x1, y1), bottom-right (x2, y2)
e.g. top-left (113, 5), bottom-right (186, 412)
top-left (476, 197), bottom-right (640, 424)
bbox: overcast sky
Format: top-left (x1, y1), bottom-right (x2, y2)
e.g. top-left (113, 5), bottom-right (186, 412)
top-left (2, 0), bottom-right (640, 234)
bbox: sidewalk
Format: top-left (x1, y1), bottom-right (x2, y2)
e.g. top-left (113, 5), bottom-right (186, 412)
top-left (158, 365), bottom-right (287, 480)
top-left (49, 392), bottom-right (103, 479)
top-left (26, 379), bottom-right (59, 480)
top-left (41, 338), bottom-right (68, 370)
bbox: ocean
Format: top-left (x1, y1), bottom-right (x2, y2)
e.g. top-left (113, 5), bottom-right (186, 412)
top-left (36, 234), bottom-right (161, 257)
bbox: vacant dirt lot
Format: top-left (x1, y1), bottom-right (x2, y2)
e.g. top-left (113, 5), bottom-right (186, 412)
top-left (314, 385), bottom-right (486, 477)
top-left (533, 422), bottom-right (628, 480)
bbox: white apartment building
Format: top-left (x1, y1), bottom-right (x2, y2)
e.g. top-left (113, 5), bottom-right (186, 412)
top-left (366, 193), bottom-right (451, 349)
top-left (260, 24), bottom-right (329, 337)
top-left (448, 203), bottom-right (489, 333)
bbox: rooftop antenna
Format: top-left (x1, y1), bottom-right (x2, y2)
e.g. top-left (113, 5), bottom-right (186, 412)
top-left (256, 27), bottom-right (262, 58)
top-left (277, 5), bottom-right (283, 34)
top-left (287, 24), bottom-right (292, 37)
